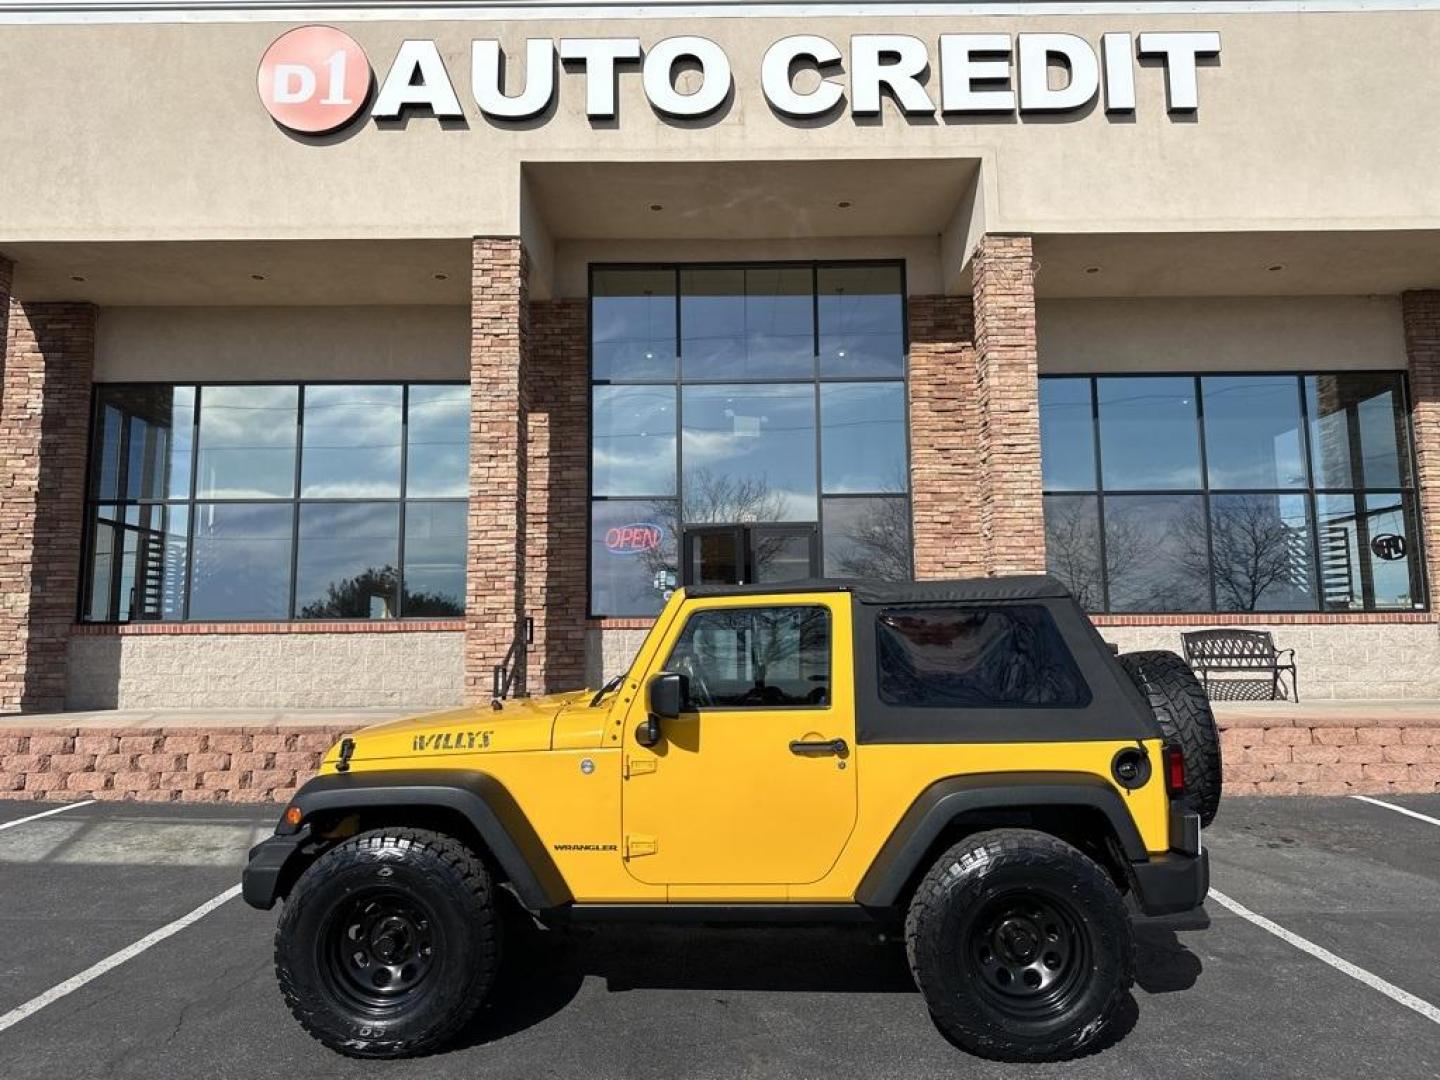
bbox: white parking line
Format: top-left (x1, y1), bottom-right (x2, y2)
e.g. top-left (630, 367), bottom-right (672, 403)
top-left (1350, 795), bottom-right (1440, 828)
top-left (0, 801), bottom-right (95, 832)
top-left (0, 884), bottom-right (242, 1036)
top-left (1209, 889), bottom-right (1440, 1027)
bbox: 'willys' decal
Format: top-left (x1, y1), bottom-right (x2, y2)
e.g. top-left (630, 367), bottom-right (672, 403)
top-left (411, 730), bottom-right (493, 752)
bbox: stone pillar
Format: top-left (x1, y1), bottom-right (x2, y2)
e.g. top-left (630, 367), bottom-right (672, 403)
top-left (0, 254), bottom-right (12, 409)
top-left (525, 299), bottom-right (589, 693)
top-left (465, 238), bottom-right (530, 703)
top-left (971, 234), bottom-right (1046, 575)
top-left (908, 295), bottom-right (986, 579)
top-left (1402, 290), bottom-right (1440, 608)
top-left (0, 301), bottom-right (96, 712)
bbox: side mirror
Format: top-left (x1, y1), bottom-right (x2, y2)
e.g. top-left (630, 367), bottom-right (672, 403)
top-left (648, 671), bottom-right (689, 720)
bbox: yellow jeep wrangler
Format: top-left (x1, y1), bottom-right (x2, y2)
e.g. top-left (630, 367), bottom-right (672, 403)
top-left (243, 575), bottom-right (1217, 1062)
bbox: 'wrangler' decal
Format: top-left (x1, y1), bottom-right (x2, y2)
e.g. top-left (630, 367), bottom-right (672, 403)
top-left (411, 730), bottom-right (493, 752)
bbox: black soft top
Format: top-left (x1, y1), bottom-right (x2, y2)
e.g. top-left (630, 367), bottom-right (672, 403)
top-left (684, 575), bottom-right (1069, 605)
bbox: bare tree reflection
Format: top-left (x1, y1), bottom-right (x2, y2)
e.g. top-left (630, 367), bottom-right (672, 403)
top-left (1173, 496), bottom-right (1310, 612)
top-left (832, 497), bottom-right (911, 580)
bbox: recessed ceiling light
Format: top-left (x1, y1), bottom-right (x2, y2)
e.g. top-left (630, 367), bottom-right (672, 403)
top-left (649, 203), bottom-right (663, 211)
top-left (1267, 264), bottom-right (1285, 272)
top-left (433, 272), bottom-right (449, 281)
top-left (837, 201), bottom-right (852, 209)
top-left (1084, 266), bottom-right (1102, 275)
top-left (70, 275), bottom-right (86, 283)
top-left (250, 273), bottom-right (266, 281)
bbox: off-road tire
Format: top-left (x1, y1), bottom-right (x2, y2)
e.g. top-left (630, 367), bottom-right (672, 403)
top-left (1117, 650), bottom-right (1223, 827)
top-left (905, 829), bottom-right (1134, 1062)
top-left (275, 827), bottom-right (500, 1058)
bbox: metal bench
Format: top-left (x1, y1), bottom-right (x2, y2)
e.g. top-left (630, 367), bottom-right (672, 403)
top-left (1181, 629), bottom-right (1298, 702)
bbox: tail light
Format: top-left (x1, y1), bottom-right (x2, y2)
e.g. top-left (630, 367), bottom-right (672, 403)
top-left (1163, 744), bottom-right (1186, 797)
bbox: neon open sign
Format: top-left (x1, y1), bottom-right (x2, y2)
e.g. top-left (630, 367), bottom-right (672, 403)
top-left (606, 523), bottom-right (664, 556)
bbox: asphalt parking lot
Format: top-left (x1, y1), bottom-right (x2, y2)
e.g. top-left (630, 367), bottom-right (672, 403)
top-left (1, 796), bottom-right (1438, 1080)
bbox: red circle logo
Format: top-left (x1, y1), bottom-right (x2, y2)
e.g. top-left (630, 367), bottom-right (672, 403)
top-left (258, 26), bottom-right (371, 134)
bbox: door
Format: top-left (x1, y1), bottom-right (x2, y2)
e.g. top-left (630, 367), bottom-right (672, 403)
top-left (680, 524), bottom-right (819, 587)
top-left (621, 599), bottom-right (857, 887)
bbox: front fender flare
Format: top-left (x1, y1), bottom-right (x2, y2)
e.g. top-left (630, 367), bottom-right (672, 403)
top-left (243, 769), bottom-right (572, 912)
top-left (854, 771), bottom-right (1148, 908)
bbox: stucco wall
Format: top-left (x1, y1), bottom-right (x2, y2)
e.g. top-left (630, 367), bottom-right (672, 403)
top-left (66, 632), bottom-right (465, 710)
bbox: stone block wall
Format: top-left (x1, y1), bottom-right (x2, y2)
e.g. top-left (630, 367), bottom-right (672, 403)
top-left (1219, 713), bottom-right (1440, 795)
top-left (66, 629), bottom-right (464, 710)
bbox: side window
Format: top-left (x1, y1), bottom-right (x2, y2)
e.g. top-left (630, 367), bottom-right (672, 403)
top-left (876, 605), bottom-right (1091, 708)
top-left (666, 606), bottom-right (831, 709)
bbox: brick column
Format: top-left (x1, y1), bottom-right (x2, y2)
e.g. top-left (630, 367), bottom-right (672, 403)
top-left (972, 234), bottom-right (1045, 575)
top-left (1402, 290), bottom-right (1440, 608)
top-left (525, 299), bottom-right (589, 693)
top-left (465, 238), bottom-right (530, 703)
top-left (908, 295), bottom-right (986, 579)
top-left (0, 301), bottom-right (96, 712)
top-left (0, 254), bottom-right (12, 409)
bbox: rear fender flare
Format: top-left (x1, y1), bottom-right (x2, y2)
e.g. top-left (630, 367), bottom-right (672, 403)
top-left (854, 771), bottom-right (1148, 908)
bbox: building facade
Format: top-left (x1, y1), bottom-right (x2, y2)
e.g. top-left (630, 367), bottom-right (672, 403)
top-left (3, 0), bottom-right (1440, 711)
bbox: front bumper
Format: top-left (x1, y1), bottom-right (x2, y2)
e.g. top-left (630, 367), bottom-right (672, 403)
top-left (241, 828), bottom-right (310, 910)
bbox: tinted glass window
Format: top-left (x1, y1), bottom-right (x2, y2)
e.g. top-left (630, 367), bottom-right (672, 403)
top-left (195, 385), bottom-right (298, 499)
top-left (590, 499), bottom-right (678, 616)
top-left (301, 385), bottom-right (402, 498)
top-left (188, 503), bottom-right (294, 620)
top-left (876, 605), bottom-right (1090, 708)
top-left (1316, 492), bottom-right (1423, 611)
top-left (1103, 494), bottom-right (1210, 612)
top-left (592, 385), bottom-right (677, 497)
top-left (1043, 494), bottom-right (1103, 611)
top-left (682, 384), bottom-right (816, 521)
top-left (295, 503), bottom-right (400, 619)
top-left (1039, 378), bottom-right (1095, 492)
top-left (666, 606), bottom-right (830, 709)
top-left (822, 496), bottom-right (910, 579)
top-left (403, 501), bottom-right (466, 616)
top-left (1098, 376), bottom-right (1201, 490)
top-left (89, 386), bottom-right (196, 501)
top-left (84, 504), bottom-right (189, 622)
top-left (1307, 373), bottom-right (1411, 489)
top-left (593, 268), bottom-right (678, 382)
top-left (1209, 493), bottom-right (1316, 611)
top-left (821, 382), bottom-right (907, 494)
top-left (681, 266), bottom-right (814, 380)
top-left (406, 385), bottom-right (469, 498)
top-left (1202, 376), bottom-right (1306, 489)
top-left (818, 265), bottom-right (904, 377)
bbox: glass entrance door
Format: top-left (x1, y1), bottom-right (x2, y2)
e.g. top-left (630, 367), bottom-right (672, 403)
top-left (681, 524), bottom-right (819, 587)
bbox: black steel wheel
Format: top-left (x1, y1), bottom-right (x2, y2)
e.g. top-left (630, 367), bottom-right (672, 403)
top-left (906, 829), bottom-right (1133, 1062)
top-left (275, 828), bottom-right (500, 1058)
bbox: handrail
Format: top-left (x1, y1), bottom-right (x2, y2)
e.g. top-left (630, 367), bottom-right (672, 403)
top-left (491, 615), bottom-right (533, 707)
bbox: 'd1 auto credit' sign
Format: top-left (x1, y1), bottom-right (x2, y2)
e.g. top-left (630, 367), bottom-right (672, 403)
top-left (258, 26), bottom-right (1220, 134)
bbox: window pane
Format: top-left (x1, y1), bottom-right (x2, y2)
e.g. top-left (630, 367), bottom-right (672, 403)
top-left (1103, 494), bottom-right (1210, 612)
top-left (590, 499), bottom-right (677, 616)
top-left (189, 503), bottom-right (294, 619)
top-left (295, 503), bottom-right (400, 619)
top-left (300, 385), bottom-right (402, 497)
top-left (1202, 376), bottom-right (1307, 489)
top-left (681, 266), bottom-right (814, 380)
top-left (820, 383), bottom-right (906, 494)
top-left (195, 385), bottom-right (298, 499)
top-left (752, 531), bottom-right (814, 583)
top-left (1307, 373), bottom-right (1411, 489)
top-left (1209, 493), bottom-right (1316, 611)
top-left (403, 502), bottom-right (466, 616)
top-left (407, 384), bottom-right (469, 498)
top-left (1098, 377), bottom-right (1201, 490)
top-left (818, 265), bottom-right (904, 377)
top-left (592, 385), bottom-right (676, 497)
top-left (592, 268), bottom-right (677, 381)
top-left (1039, 378), bottom-right (1096, 492)
top-left (682, 384), bottom-right (817, 522)
top-left (1044, 495), bottom-right (1103, 611)
top-left (84, 504), bottom-right (188, 622)
top-left (822, 497), bottom-right (910, 580)
top-left (90, 386), bottom-right (195, 501)
top-left (876, 606), bottom-right (1090, 708)
top-left (666, 606), bottom-right (830, 708)
top-left (1317, 493), bottom-right (1423, 611)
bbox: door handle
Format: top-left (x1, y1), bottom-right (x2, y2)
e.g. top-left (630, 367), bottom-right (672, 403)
top-left (789, 738), bottom-right (848, 756)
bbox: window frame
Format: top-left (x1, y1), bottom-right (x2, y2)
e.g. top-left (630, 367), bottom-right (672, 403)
top-left (1040, 370), bottom-right (1427, 614)
top-left (78, 379), bottom-right (470, 624)
top-left (587, 259), bottom-right (913, 618)
top-left (661, 602), bottom-right (834, 712)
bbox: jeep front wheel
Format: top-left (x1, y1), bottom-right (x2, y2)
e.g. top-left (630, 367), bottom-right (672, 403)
top-left (275, 827), bottom-right (500, 1058)
top-left (905, 829), bottom-right (1133, 1062)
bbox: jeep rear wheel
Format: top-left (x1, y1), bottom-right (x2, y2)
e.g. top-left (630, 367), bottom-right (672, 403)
top-left (1117, 649), bottom-right (1223, 827)
top-left (275, 827), bottom-right (500, 1058)
top-left (905, 829), bottom-right (1133, 1062)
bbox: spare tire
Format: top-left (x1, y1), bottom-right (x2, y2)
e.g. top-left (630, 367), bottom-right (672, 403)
top-left (1116, 650), bottom-right (1222, 827)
